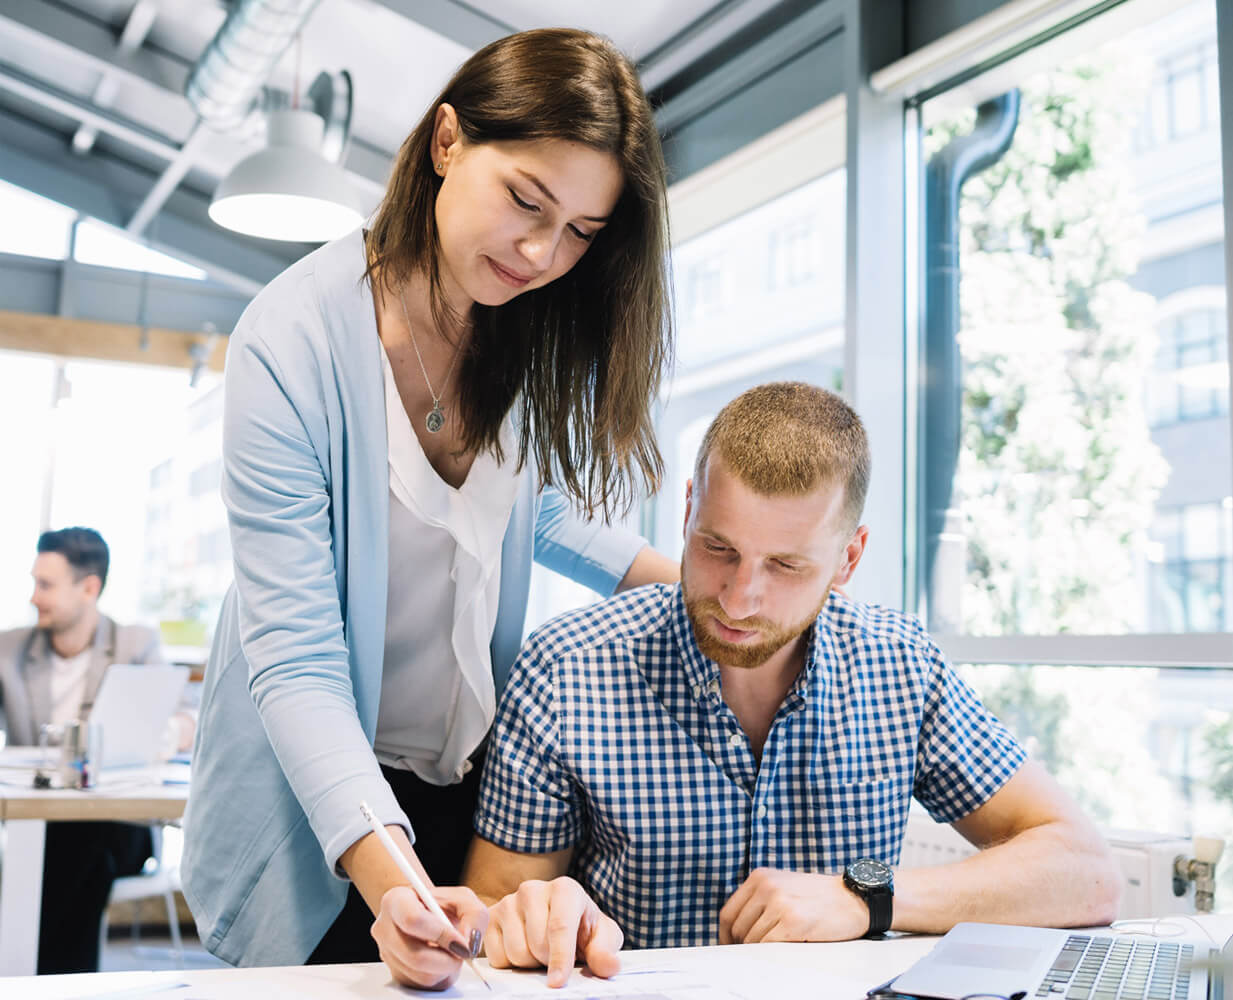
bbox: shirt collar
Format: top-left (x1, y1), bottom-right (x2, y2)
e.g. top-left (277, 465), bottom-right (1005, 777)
top-left (669, 586), bottom-right (721, 700)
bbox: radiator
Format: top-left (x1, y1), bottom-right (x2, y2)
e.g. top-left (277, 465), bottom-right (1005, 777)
top-left (900, 808), bottom-right (1199, 919)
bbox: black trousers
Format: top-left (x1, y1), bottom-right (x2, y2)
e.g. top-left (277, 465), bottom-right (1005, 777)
top-left (38, 821), bottom-right (154, 975)
top-left (306, 760), bottom-right (484, 965)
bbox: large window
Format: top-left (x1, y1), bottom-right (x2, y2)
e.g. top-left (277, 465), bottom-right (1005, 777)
top-left (0, 352), bottom-right (229, 646)
top-left (1148, 300), bottom-right (1229, 427)
top-left (0, 176), bottom-right (230, 645)
top-left (919, 0), bottom-right (1229, 643)
top-left (649, 167), bottom-right (846, 557)
top-left (914, 0), bottom-right (1231, 860)
top-left (958, 664), bottom-right (1233, 837)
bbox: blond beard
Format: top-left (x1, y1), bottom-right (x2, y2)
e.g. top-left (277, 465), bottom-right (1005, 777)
top-left (681, 559), bottom-right (828, 669)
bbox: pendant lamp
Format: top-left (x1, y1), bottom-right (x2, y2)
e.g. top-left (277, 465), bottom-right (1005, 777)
top-left (209, 108), bottom-right (363, 242)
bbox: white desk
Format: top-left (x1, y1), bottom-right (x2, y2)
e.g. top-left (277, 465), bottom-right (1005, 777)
top-left (0, 935), bottom-right (944, 999)
top-left (1, 912), bottom-right (1230, 999)
top-left (0, 748), bottom-right (189, 977)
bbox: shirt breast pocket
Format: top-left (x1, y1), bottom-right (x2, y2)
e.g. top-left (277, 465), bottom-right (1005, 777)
top-left (813, 776), bottom-right (911, 869)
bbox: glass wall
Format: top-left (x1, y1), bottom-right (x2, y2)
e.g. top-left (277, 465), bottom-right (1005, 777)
top-left (650, 168), bottom-right (847, 558)
top-left (0, 357), bottom-right (228, 648)
top-left (914, 0), bottom-right (1231, 868)
top-left (919, 0), bottom-right (1229, 640)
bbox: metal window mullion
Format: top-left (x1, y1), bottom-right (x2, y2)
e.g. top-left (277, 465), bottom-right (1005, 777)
top-left (844, 0), bottom-right (908, 611)
top-left (1218, 0), bottom-right (1233, 483)
top-left (934, 632), bottom-right (1233, 669)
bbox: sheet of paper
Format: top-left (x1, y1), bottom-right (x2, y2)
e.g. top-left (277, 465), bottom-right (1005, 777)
top-left (54, 949), bottom-right (879, 1000)
top-left (7, 943), bottom-right (888, 1000)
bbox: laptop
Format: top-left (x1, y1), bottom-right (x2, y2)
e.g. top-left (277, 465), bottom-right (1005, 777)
top-left (88, 663), bottom-right (189, 769)
top-left (880, 922), bottom-right (1229, 1000)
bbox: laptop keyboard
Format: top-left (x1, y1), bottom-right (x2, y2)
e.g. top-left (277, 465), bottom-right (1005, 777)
top-left (1035, 935), bottom-right (1195, 1000)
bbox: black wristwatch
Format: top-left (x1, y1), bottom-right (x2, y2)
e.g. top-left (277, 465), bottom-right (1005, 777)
top-left (842, 858), bottom-right (894, 937)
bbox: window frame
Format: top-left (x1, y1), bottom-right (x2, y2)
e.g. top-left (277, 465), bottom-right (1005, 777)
top-left (878, 0), bottom-right (1233, 670)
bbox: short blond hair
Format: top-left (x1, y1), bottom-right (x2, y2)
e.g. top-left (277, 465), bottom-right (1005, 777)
top-left (694, 382), bottom-right (870, 529)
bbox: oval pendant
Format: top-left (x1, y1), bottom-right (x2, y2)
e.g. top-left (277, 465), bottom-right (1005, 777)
top-left (425, 405), bottom-right (445, 433)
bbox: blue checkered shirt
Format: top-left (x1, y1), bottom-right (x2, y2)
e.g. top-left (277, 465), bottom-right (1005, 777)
top-left (474, 584), bottom-right (1025, 949)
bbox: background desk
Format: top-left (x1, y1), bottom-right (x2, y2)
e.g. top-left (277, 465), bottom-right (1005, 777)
top-left (0, 748), bottom-right (189, 977)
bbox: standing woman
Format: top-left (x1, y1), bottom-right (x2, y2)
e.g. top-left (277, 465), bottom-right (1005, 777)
top-left (182, 28), bottom-right (676, 990)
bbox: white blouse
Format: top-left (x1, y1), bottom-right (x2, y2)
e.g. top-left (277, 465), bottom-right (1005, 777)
top-left (373, 349), bottom-right (521, 785)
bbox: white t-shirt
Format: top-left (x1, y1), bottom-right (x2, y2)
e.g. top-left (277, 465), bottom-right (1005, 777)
top-left (48, 647), bottom-right (92, 728)
top-left (373, 349), bottom-right (521, 785)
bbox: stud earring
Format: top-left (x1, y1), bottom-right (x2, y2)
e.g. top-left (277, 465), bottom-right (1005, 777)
top-left (436, 162), bottom-right (443, 173)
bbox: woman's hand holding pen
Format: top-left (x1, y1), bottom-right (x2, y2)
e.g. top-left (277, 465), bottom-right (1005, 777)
top-left (371, 884), bottom-right (489, 990)
top-left (340, 818), bottom-right (489, 991)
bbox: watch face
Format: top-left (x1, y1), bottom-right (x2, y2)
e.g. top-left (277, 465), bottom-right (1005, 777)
top-left (847, 858), bottom-right (893, 889)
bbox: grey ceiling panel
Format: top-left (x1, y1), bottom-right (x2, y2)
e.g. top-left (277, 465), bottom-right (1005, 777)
top-left (0, 252), bottom-right (60, 316)
top-left (368, 0), bottom-right (513, 51)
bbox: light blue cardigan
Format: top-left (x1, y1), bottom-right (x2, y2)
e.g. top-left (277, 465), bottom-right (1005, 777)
top-left (181, 230), bottom-right (645, 968)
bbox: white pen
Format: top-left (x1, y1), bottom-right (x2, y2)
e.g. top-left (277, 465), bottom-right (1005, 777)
top-left (358, 800), bottom-right (492, 991)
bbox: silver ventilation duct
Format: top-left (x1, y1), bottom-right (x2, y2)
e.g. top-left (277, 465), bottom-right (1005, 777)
top-left (186, 0), bottom-right (325, 131)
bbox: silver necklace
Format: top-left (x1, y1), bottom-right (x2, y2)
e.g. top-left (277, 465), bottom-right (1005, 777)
top-left (397, 288), bottom-right (462, 433)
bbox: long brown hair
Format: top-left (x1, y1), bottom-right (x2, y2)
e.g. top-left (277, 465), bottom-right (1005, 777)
top-left (366, 28), bottom-right (672, 519)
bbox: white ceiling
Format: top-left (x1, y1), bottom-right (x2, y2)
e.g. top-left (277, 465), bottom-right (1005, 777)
top-left (0, 0), bottom-right (725, 198)
top-left (0, 0), bottom-right (734, 285)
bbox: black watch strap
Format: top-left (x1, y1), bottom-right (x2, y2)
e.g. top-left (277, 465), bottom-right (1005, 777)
top-left (865, 885), bottom-right (893, 937)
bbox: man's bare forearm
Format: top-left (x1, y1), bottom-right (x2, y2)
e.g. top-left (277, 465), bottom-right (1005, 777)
top-left (463, 837), bottom-right (575, 907)
top-left (892, 820), bottom-right (1121, 933)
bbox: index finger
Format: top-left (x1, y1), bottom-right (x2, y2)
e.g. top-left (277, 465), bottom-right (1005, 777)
top-left (718, 875), bottom-right (757, 945)
top-left (545, 879), bottom-right (588, 988)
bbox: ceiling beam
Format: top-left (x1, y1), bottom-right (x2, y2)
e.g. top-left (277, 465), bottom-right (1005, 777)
top-left (639, 0), bottom-right (788, 93)
top-left (0, 0), bottom-right (195, 134)
top-left (655, 1), bottom-right (845, 133)
top-left (0, 251), bottom-right (250, 334)
top-left (0, 308), bottom-right (226, 374)
top-left (73, 0), bottom-right (160, 155)
top-left (367, 0), bottom-right (512, 51)
top-left (0, 61), bottom-right (180, 161)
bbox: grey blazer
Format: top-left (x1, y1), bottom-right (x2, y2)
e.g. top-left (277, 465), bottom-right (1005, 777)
top-left (0, 616), bottom-right (164, 745)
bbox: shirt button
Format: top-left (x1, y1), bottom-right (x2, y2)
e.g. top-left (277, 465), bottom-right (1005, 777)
top-left (692, 684), bottom-right (704, 698)
top-left (728, 732), bottom-right (743, 748)
top-left (707, 679), bottom-right (720, 695)
top-left (756, 805), bottom-right (768, 819)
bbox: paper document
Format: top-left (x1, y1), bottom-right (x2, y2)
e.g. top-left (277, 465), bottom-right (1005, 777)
top-left (45, 947), bottom-right (878, 1000)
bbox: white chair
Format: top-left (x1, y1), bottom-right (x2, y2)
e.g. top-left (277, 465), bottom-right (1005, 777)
top-left (99, 824), bottom-right (183, 966)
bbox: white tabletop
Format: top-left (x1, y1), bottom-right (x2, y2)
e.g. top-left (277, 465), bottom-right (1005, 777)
top-left (0, 935), bottom-right (943, 999)
top-left (7, 916), bottom-right (1233, 1000)
top-left (0, 746), bottom-right (192, 977)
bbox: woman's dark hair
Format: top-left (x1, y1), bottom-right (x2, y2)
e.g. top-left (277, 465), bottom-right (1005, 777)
top-left (37, 526), bottom-right (110, 592)
top-left (366, 28), bottom-right (672, 519)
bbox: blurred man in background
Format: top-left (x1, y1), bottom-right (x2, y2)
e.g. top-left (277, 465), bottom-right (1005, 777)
top-left (0, 527), bottom-right (190, 973)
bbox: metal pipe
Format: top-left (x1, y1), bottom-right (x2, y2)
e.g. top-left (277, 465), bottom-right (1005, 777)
top-left (0, 63), bottom-right (179, 161)
top-left (921, 91), bottom-right (1021, 613)
top-left (185, 0), bottom-right (324, 131)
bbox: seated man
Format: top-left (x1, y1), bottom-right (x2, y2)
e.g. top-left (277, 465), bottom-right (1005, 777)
top-left (0, 527), bottom-right (194, 974)
top-left (464, 382), bottom-right (1120, 986)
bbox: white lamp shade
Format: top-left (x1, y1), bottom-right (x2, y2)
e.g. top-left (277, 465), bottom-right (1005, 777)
top-left (210, 109), bottom-right (364, 243)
